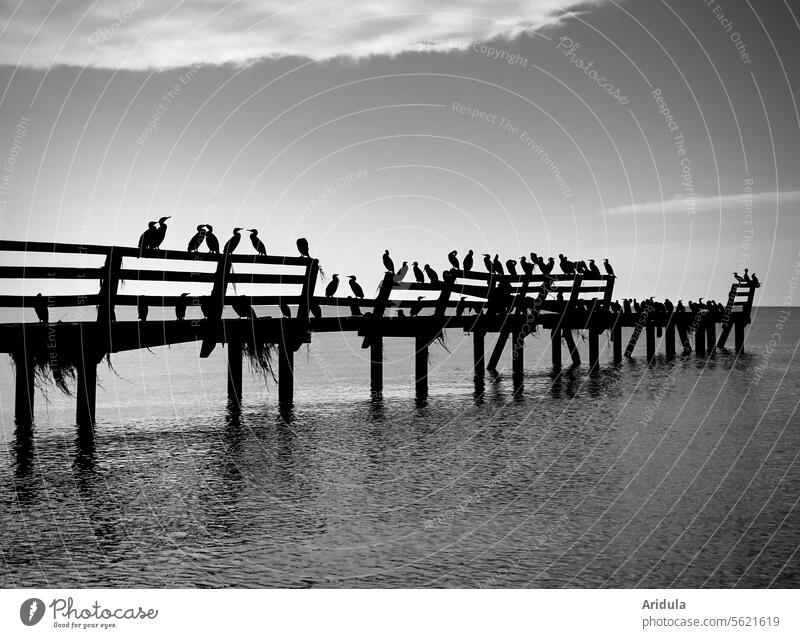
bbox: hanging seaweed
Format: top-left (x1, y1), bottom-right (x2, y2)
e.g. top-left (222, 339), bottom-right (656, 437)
top-left (241, 339), bottom-right (277, 383)
top-left (10, 349), bottom-right (78, 396)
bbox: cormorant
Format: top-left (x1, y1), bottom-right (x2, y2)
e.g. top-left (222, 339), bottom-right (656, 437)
top-left (383, 250), bottom-right (395, 273)
top-left (204, 225), bottom-right (220, 254)
top-left (751, 273), bottom-right (760, 286)
top-left (448, 250), bottom-right (459, 270)
top-left (456, 296), bottom-right (467, 316)
top-left (187, 225), bottom-right (206, 252)
top-left (138, 221), bottom-right (157, 250)
top-left (280, 299), bottom-right (292, 318)
top-left (424, 264), bottom-right (439, 284)
top-left (519, 256), bottom-right (534, 276)
top-left (310, 301), bottom-right (322, 319)
top-left (492, 254), bottom-right (504, 276)
top-left (623, 298), bottom-right (632, 313)
top-left (151, 216), bottom-right (171, 250)
top-left (348, 275), bottom-right (364, 299)
top-left (633, 298), bottom-right (641, 313)
top-left (232, 296), bottom-right (256, 319)
top-left (175, 292), bottom-right (190, 320)
top-left (575, 260), bottom-right (587, 274)
top-left (482, 253), bottom-right (492, 273)
top-left (742, 268), bottom-right (751, 283)
top-left (603, 258), bottom-right (615, 277)
top-left (394, 261), bottom-right (408, 283)
top-left (34, 293), bottom-right (48, 323)
top-left (463, 249), bottom-right (474, 272)
top-left (325, 274), bottom-right (339, 297)
top-left (676, 300), bottom-right (685, 312)
top-left (559, 254), bottom-right (575, 275)
top-left (664, 298), bottom-right (674, 314)
top-left (223, 228), bottom-right (244, 254)
top-left (296, 237), bottom-right (310, 258)
top-left (397, 309), bottom-right (406, 318)
top-left (587, 259), bottom-right (602, 277)
top-left (412, 262), bottom-right (424, 283)
top-left (538, 256), bottom-right (555, 275)
top-left (733, 272), bottom-right (744, 283)
top-left (348, 296), bottom-right (362, 316)
top-left (410, 296), bottom-right (424, 317)
top-left (137, 296), bottom-right (149, 321)
top-left (506, 259), bottom-right (518, 277)
top-left (249, 229), bottom-right (267, 256)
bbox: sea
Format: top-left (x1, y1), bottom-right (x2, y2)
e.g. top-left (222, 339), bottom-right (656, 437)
top-left (1, 307), bottom-right (798, 588)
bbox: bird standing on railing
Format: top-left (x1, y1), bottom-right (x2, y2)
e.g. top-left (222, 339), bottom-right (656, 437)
top-left (538, 256), bottom-right (554, 275)
top-left (410, 296), bottom-right (424, 317)
top-left (424, 264), bottom-right (439, 284)
top-left (492, 255), bottom-right (504, 276)
top-left (733, 271), bottom-right (744, 283)
top-left (296, 237), bottom-right (310, 258)
top-left (138, 221), bottom-right (157, 250)
top-left (394, 261), bottom-right (408, 283)
top-left (506, 259), bottom-right (518, 277)
top-left (348, 275), bottom-right (364, 298)
top-left (558, 254), bottom-right (575, 275)
top-left (175, 292), bottom-right (190, 320)
top-left (383, 250), bottom-right (395, 273)
top-left (463, 250), bottom-right (474, 272)
top-left (448, 250), bottom-right (460, 271)
top-left (310, 300), bottom-right (322, 319)
top-left (187, 225), bottom-right (207, 252)
top-left (137, 296), bottom-right (149, 321)
top-left (412, 262), bottom-right (424, 283)
top-left (587, 259), bottom-right (602, 277)
top-left (204, 225), bottom-right (220, 254)
top-left (456, 296), bottom-right (467, 316)
top-left (232, 296), bottom-right (256, 319)
top-left (751, 273), bottom-right (759, 286)
top-left (34, 293), bottom-right (48, 323)
top-left (249, 229), bottom-right (267, 256)
top-left (519, 256), bottom-right (534, 276)
top-left (325, 274), bottom-right (339, 297)
top-left (482, 253), bottom-right (492, 273)
top-left (224, 228), bottom-right (244, 254)
top-left (664, 298), bottom-right (674, 314)
top-left (575, 260), bottom-right (587, 274)
top-left (348, 296), bottom-right (362, 316)
top-left (676, 300), bottom-right (685, 312)
top-left (151, 216), bottom-right (171, 250)
top-left (742, 268), bottom-right (751, 283)
top-left (603, 258), bottom-right (615, 277)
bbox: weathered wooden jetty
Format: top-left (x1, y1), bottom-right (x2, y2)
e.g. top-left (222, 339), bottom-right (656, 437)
top-left (0, 239), bottom-right (759, 425)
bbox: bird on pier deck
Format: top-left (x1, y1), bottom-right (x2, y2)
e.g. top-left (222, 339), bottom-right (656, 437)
top-left (482, 253), bottom-right (492, 273)
top-left (280, 299), bottom-right (292, 318)
top-left (688, 300), bottom-right (698, 313)
top-left (622, 298), bottom-right (632, 313)
top-left (664, 298), bottom-right (674, 314)
top-left (587, 259), bottom-right (602, 277)
top-left (151, 216), bottom-right (171, 250)
top-left (224, 228), bottom-right (244, 254)
top-left (603, 258), bottom-right (615, 277)
top-left (175, 292), bottom-right (190, 320)
top-left (410, 296), bottom-right (424, 317)
top-left (751, 272), bottom-right (760, 286)
top-left (138, 221), bottom-right (157, 250)
top-left (492, 254), bottom-right (505, 276)
top-left (456, 296), bottom-right (467, 316)
top-left (325, 274), bottom-right (339, 297)
top-left (296, 237), bottom-right (310, 258)
top-left (558, 254), bottom-right (576, 275)
top-left (383, 250), bottom-right (395, 273)
top-left (397, 309), bottom-right (406, 318)
top-left (348, 296), bottom-right (362, 316)
top-left (348, 275), bottom-right (365, 299)
top-left (424, 264), bottom-right (439, 284)
top-left (575, 260), bottom-right (587, 274)
top-left (232, 296), bottom-right (256, 319)
top-left (412, 261), bottom-right (424, 283)
top-left (187, 225), bottom-right (207, 252)
top-left (519, 256), bottom-right (534, 276)
top-left (448, 250), bottom-right (460, 270)
top-left (394, 261), bottom-right (408, 283)
top-left (506, 259), bottom-right (518, 277)
top-left (733, 271), bottom-right (744, 283)
top-left (204, 225), bottom-right (220, 254)
top-left (248, 229), bottom-right (267, 256)
top-left (34, 293), bottom-right (48, 323)
top-left (742, 268), bottom-right (751, 283)
top-left (676, 300), bottom-right (686, 312)
top-left (633, 298), bottom-right (641, 313)
top-left (137, 296), bottom-right (149, 321)
top-left (463, 249), bottom-right (474, 273)
top-left (538, 256), bottom-right (555, 275)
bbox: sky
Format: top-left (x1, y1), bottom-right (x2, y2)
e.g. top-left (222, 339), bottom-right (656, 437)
top-left (0, 0), bottom-right (798, 305)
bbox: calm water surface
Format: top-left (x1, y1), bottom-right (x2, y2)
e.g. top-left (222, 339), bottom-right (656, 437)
top-left (1, 308), bottom-right (799, 587)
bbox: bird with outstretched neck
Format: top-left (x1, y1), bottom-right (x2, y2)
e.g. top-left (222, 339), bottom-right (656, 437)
top-left (187, 225), bottom-right (207, 252)
top-left (204, 225), bottom-right (220, 254)
top-left (325, 274), bottom-right (340, 297)
top-left (224, 228), bottom-right (244, 254)
top-left (348, 275), bottom-right (365, 299)
top-left (151, 216), bottom-right (171, 250)
top-left (248, 229), bottom-right (267, 256)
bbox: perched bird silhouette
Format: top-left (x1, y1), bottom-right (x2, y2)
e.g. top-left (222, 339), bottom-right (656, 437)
top-left (633, 298), bottom-right (641, 313)
top-left (424, 264), bottom-right (439, 284)
top-left (587, 259), bottom-right (602, 277)
top-left (137, 296), bottom-right (149, 321)
top-left (558, 254), bottom-right (575, 275)
top-left (223, 228), bottom-right (244, 254)
top-left (492, 254), bottom-right (504, 276)
top-left (34, 293), bottom-right (48, 323)
top-left (463, 249), bottom-right (474, 273)
top-left (325, 274), bottom-right (339, 297)
top-left (175, 292), bottom-right (190, 320)
top-left (310, 301), bottom-right (322, 319)
top-left (151, 216), bottom-right (171, 250)
top-left (296, 237), bottom-right (310, 258)
top-left (394, 261), bottom-right (408, 283)
top-left (664, 298), bottom-right (674, 314)
top-left (348, 296), bottom-right (362, 316)
top-left (519, 256), bottom-right (534, 276)
top-left (575, 260), bottom-right (587, 274)
top-left (348, 275), bottom-right (364, 299)
top-left (249, 229), bottom-right (267, 256)
top-left (538, 256), bottom-right (555, 275)
top-left (751, 272), bottom-right (759, 286)
top-left (448, 250), bottom-right (460, 270)
top-left (603, 258), bottom-right (615, 277)
top-left (383, 250), bottom-right (395, 273)
top-left (505, 259), bottom-right (518, 277)
top-left (397, 309), bottom-right (406, 318)
top-left (279, 298), bottom-right (292, 318)
top-left (204, 225), bottom-right (220, 254)
top-left (232, 295), bottom-right (256, 319)
top-left (410, 296), bottom-right (424, 317)
top-left (482, 253), bottom-right (493, 273)
top-left (623, 298), bottom-right (632, 314)
top-left (456, 296), bottom-right (467, 316)
top-left (733, 271), bottom-right (744, 283)
top-left (412, 261), bottom-right (425, 283)
top-left (742, 268), bottom-right (751, 283)
top-left (138, 221), bottom-right (157, 250)
top-left (187, 225), bottom-right (206, 252)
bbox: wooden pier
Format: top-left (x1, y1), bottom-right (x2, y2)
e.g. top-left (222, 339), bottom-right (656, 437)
top-left (0, 239), bottom-right (759, 425)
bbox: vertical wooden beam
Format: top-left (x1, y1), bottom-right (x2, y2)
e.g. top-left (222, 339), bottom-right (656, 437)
top-left (695, 321), bottom-right (706, 357)
top-left (706, 322), bottom-right (716, 353)
top-left (665, 321), bottom-right (676, 357)
top-left (588, 329), bottom-right (600, 370)
top-left (625, 318), bottom-right (645, 358)
top-left (646, 325), bottom-right (656, 361)
top-left (415, 335), bottom-right (428, 397)
top-left (716, 284), bottom-right (738, 349)
top-left (362, 272), bottom-right (395, 349)
top-left (613, 323), bottom-right (623, 363)
top-left (487, 331), bottom-right (509, 372)
top-left (76, 349), bottom-right (97, 426)
top-left (512, 330), bottom-right (524, 377)
top-left (734, 318), bottom-right (745, 353)
top-left (278, 343), bottom-right (294, 406)
top-left (14, 351), bottom-right (35, 425)
top-left (200, 254), bottom-right (234, 358)
top-left (562, 329), bottom-right (581, 366)
top-left (551, 327), bottom-right (562, 368)
top-left (370, 336), bottom-right (383, 395)
top-left (295, 258), bottom-right (320, 351)
top-left (473, 330), bottom-right (485, 376)
top-left (434, 271), bottom-right (455, 318)
top-left (227, 339), bottom-right (243, 407)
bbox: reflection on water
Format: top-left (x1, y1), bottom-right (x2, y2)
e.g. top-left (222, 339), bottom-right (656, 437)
top-left (1, 311), bottom-right (799, 587)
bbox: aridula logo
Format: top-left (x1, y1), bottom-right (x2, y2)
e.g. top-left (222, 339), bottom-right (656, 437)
top-left (20, 598), bottom-right (45, 626)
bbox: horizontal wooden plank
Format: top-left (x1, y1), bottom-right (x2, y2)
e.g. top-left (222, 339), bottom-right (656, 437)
top-left (0, 265), bottom-right (104, 279)
top-left (451, 269), bottom-right (612, 283)
top-left (119, 269), bottom-right (307, 285)
top-left (392, 281), bottom-right (445, 292)
top-left (0, 294), bottom-right (99, 307)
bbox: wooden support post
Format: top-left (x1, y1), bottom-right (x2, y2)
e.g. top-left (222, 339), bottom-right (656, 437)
top-left (512, 330), bottom-right (524, 377)
top-left (734, 318), bottom-right (745, 353)
top-left (278, 343), bottom-right (294, 406)
top-left (665, 321), bottom-right (676, 357)
top-left (717, 284), bottom-right (738, 349)
top-left (562, 329), bottom-right (581, 366)
top-left (625, 323), bottom-right (643, 357)
top-left (227, 340), bottom-right (242, 407)
top-left (551, 328), bottom-right (562, 368)
top-left (415, 335), bottom-right (428, 397)
top-left (646, 325), bottom-right (656, 361)
top-left (362, 272), bottom-right (395, 349)
top-left (588, 329), bottom-right (600, 370)
top-left (487, 331), bottom-right (509, 372)
top-left (473, 331), bottom-right (485, 376)
top-left (201, 255), bottom-right (234, 358)
top-left (695, 322), bottom-right (706, 357)
top-left (370, 336), bottom-right (383, 394)
top-left (613, 323), bottom-right (622, 363)
top-left (76, 349), bottom-right (97, 426)
top-left (676, 323), bottom-right (692, 353)
top-left (14, 351), bottom-right (35, 425)
top-left (706, 322), bottom-right (716, 353)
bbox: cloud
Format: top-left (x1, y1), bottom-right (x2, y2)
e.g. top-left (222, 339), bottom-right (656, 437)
top-left (0, 0), bottom-right (602, 70)
top-left (602, 190), bottom-right (800, 216)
